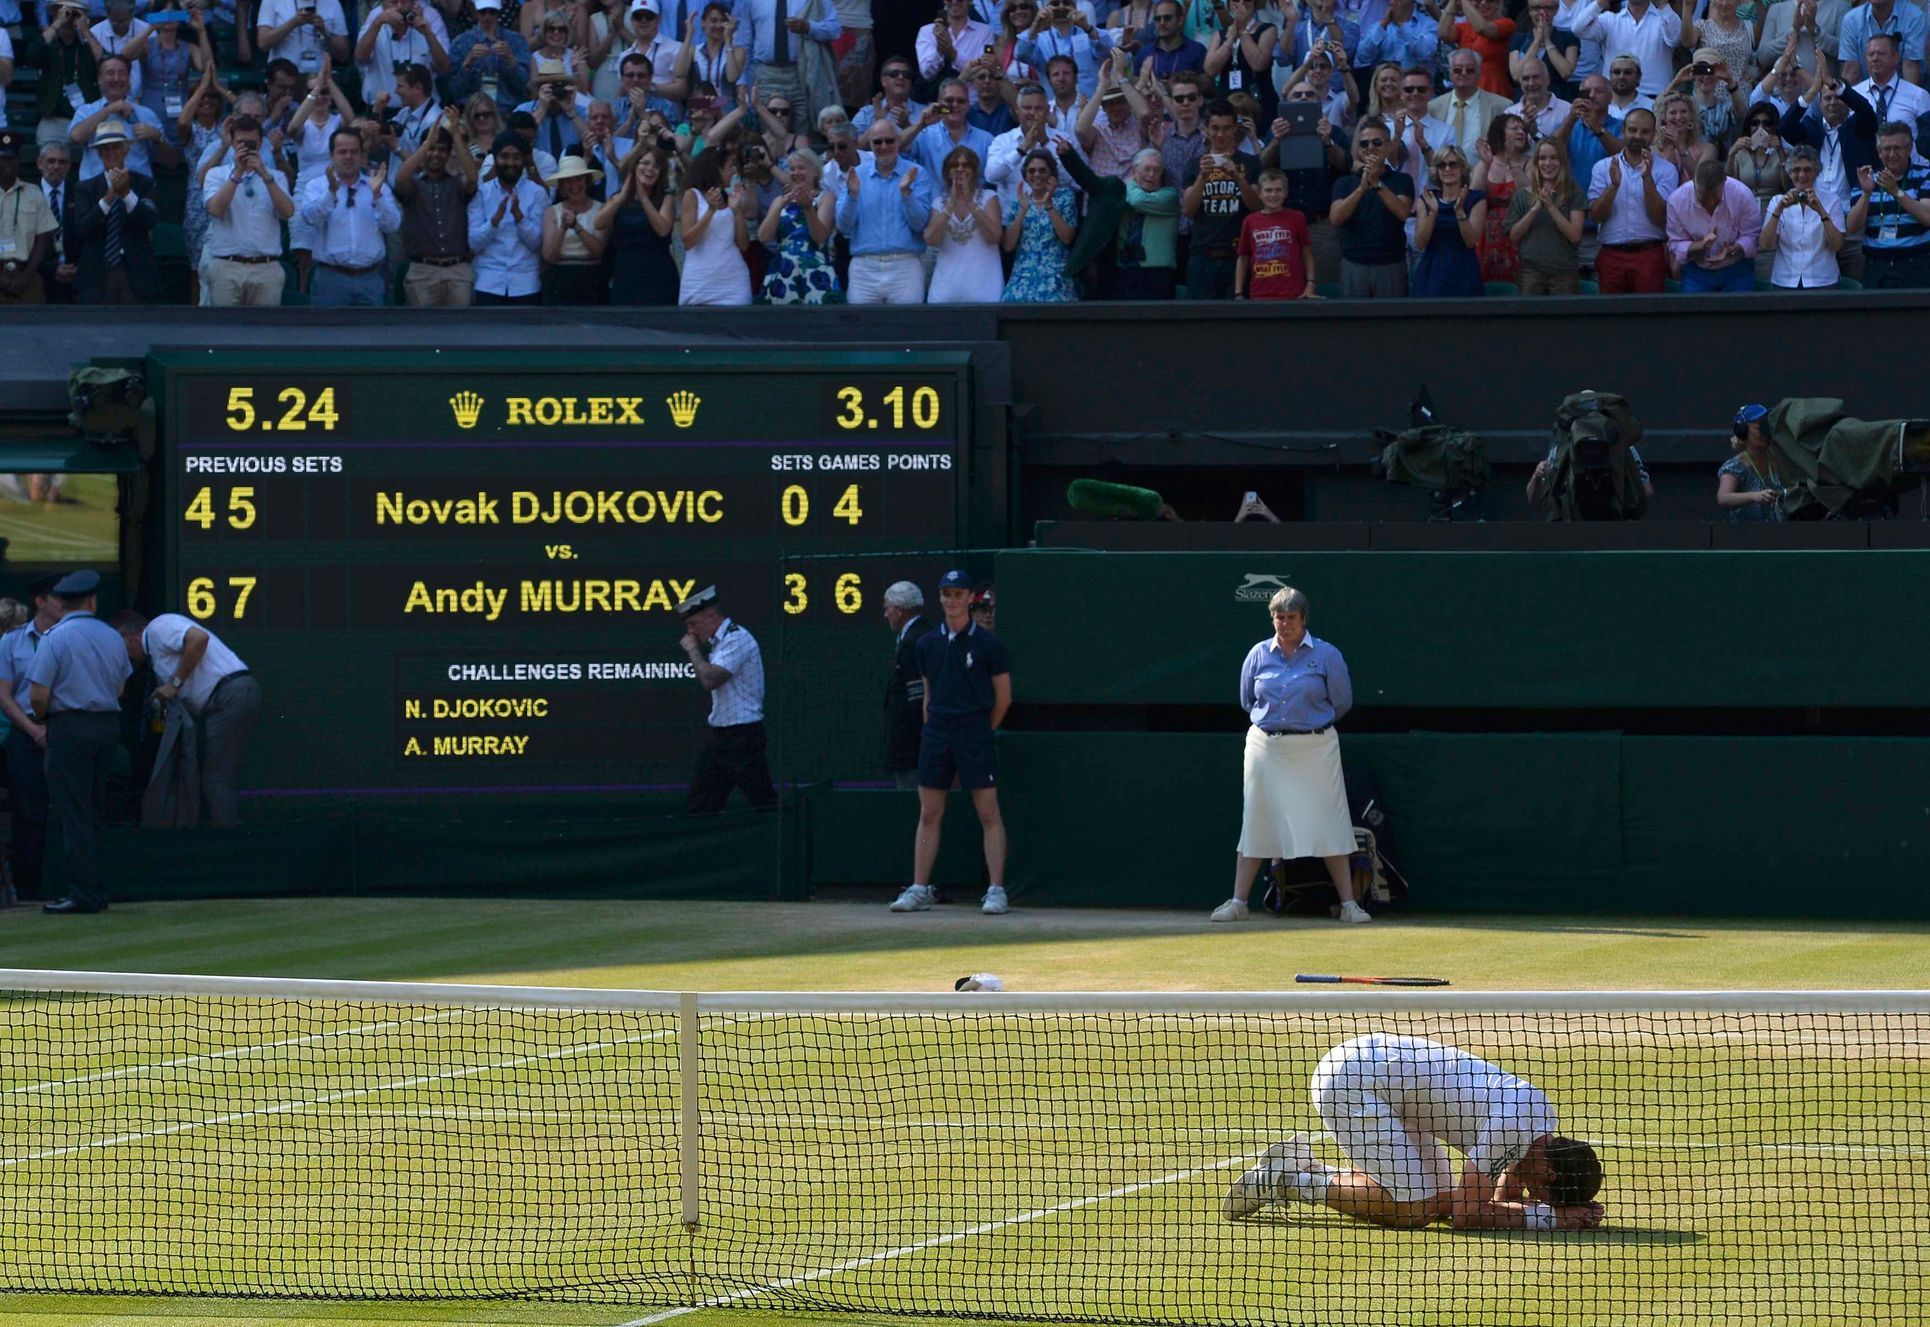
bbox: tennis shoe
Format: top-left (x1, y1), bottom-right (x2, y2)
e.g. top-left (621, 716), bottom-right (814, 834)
top-left (890, 884), bottom-right (933, 912)
top-left (1222, 1133), bottom-right (1315, 1220)
top-left (1338, 900), bottom-right (1373, 924)
top-left (981, 885), bottom-right (1009, 915)
top-left (1209, 898), bottom-right (1250, 922)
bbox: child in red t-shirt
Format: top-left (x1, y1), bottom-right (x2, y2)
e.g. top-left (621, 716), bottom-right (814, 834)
top-left (1235, 170), bottom-right (1316, 300)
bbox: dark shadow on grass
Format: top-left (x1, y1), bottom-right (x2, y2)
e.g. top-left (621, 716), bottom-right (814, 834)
top-left (1239, 1210), bottom-right (1703, 1246)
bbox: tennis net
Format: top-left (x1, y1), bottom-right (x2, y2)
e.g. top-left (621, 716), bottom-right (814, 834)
top-left (0, 971), bottom-right (1924, 1325)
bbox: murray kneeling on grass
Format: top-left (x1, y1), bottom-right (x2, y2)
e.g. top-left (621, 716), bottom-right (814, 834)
top-left (1224, 1034), bottom-right (1606, 1232)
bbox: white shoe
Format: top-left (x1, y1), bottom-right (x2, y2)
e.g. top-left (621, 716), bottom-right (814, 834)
top-left (1338, 900), bottom-right (1373, 924)
top-left (1222, 1133), bottom-right (1315, 1220)
top-left (890, 884), bottom-right (933, 913)
top-left (981, 885), bottom-right (1009, 915)
top-left (1209, 898), bottom-right (1250, 922)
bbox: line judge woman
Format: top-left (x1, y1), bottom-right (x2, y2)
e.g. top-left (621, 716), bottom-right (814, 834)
top-left (1212, 586), bottom-right (1372, 925)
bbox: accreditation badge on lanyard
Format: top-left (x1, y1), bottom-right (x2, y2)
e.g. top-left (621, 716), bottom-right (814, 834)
top-left (1880, 192), bottom-right (1899, 244)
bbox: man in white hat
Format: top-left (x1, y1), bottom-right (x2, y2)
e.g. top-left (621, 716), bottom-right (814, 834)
top-left (676, 586), bottom-right (778, 815)
top-left (516, 55), bottom-right (593, 160)
top-left (355, 0), bottom-right (449, 103)
top-left (72, 117), bottom-right (160, 303)
top-left (445, 0), bottom-right (531, 115)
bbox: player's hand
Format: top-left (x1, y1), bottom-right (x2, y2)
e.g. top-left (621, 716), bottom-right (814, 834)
top-left (1555, 1203), bottom-right (1606, 1231)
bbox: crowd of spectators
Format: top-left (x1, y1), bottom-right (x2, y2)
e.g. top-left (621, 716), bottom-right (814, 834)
top-left (2, 0), bottom-right (1928, 305)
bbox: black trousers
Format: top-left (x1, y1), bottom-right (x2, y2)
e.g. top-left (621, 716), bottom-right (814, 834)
top-left (44, 711), bottom-right (120, 909)
top-left (5, 726), bottom-right (50, 897)
top-left (686, 721), bottom-right (778, 815)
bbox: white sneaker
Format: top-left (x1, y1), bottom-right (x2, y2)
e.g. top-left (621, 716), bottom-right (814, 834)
top-left (1221, 1133), bottom-right (1315, 1220)
top-left (981, 885), bottom-right (1009, 915)
top-left (1209, 898), bottom-right (1250, 922)
top-left (889, 884), bottom-right (933, 913)
top-left (1337, 900), bottom-right (1373, 924)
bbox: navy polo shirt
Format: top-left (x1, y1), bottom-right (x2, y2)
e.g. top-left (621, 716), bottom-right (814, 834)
top-left (917, 621), bottom-right (1010, 722)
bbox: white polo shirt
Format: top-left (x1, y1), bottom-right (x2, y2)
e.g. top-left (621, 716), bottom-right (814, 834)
top-left (143, 613), bottom-right (249, 714)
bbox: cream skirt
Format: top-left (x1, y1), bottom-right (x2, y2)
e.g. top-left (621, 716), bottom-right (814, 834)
top-left (1237, 726), bottom-right (1355, 859)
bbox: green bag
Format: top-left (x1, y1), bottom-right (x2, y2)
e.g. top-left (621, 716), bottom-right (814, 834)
top-left (1377, 425), bottom-right (1491, 493)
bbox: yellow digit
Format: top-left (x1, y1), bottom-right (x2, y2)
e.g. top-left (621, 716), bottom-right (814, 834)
top-left (833, 484), bottom-right (863, 526)
top-left (187, 577), bottom-right (217, 619)
top-left (883, 386), bottom-right (905, 429)
top-left (276, 388), bottom-right (308, 431)
top-left (185, 487), bottom-right (215, 529)
top-left (229, 576), bottom-right (257, 619)
top-left (307, 386), bottom-right (340, 430)
top-left (225, 387), bottom-right (255, 430)
top-left (228, 486), bottom-right (257, 529)
top-left (912, 386), bottom-right (941, 429)
top-left (783, 573), bottom-right (808, 615)
top-left (835, 386), bottom-right (865, 429)
top-left (835, 572), bottom-right (862, 614)
top-left (781, 484), bottom-right (809, 527)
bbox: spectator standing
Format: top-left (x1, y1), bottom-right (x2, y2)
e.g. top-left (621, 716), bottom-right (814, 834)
top-left (676, 586), bottom-right (778, 815)
top-left (903, 77), bottom-right (995, 179)
top-left (920, 0), bottom-right (996, 83)
top-left (300, 125), bottom-right (402, 304)
top-left (1780, 67), bottom-right (1874, 274)
top-left (1730, 102), bottom-right (1791, 273)
top-left (285, 56), bottom-right (352, 291)
top-left (29, 2), bottom-right (101, 152)
top-left (395, 117), bottom-right (479, 304)
top-left (678, 147), bottom-right (752, 302)
top-left (25, 570), bottom-right (132, 917)
top-left (852, 54), bottom-right (926, 136)
top-left (836, 122), bottom-right (932, 302)
top-left (1507, 59), bottom-right (1572, 141)
top-left (256, 0), bottom-right (350, 78)
top-left (1666, 156), bottom-right (1760, 289)
top-left (541, 154), bottom-right (609, 300)
top-left (520, 56), bottom-right (593, 159)
top-left (596, 144), bottom-right (680, 302)
top-left (1001, 146), bottom-right (1077, 298)
top-left (1180, 98), bottom-right (1261, 296)
top-left (1016, 3), bottom-right (1117, 98)
top-left (1511, 0), bottom-right (1580, 100)
top-left (831, 0), bottom-right (875, 108)
top-left (0, 576), bottom-right (59, 903)
top-left (891, 569), bottom-right (1012, 917)
top-left (1654, 92), bottom-right (1714, 183)
top-left (70, 54), bottom-right (180, 180)
top-left (447, 0), bottom-right (532, 114)
top-left (1838, 0), bottom-right (1924, 84)
top-left (1359, 0), bottom-right (1440, 74)
top-left (1135, 0), bottom-right (1208, 79)
top-left (126, 9), bottom-right (211, 147)
top-left (1391, 68), bottom-right (1454, 194)
top-left (734, 0), bottom-right (841, 132)
top-left (390, 62), bottom-right (445, 154)
top-left (967, 62), bottom-right (1015, 135)
top-left (357, 0), bottom-right (452, 104)
top-left (1330, 115), bottom-right (1414, 294)
top-left (1848, 122), bottom-right (1930, 286)
top-left (1202, 2), bottom-right (1282, 131)
top-left (1559, 72), bottom-right (1622, 194)
top-left (1235, 167), bottom-right (1316, 298)
top-left (1506, 134), bottom-right (1588, 290)
top-left (1281, 0), bottom-right (1359, 96)
top-left (759, 147), bottom-right (842, 301)
top-left (1588, 106), bottom-right (1678, 290)
top-left (1211, 586), bottom-right (1369, 926)
top-left (1077, 51), bottom-right (1152, 177)
top-left (1604, 53), bottom-right (1653, 116)
top-left (1437, 0), bottom-right (1516, 96)
top-left (0, 131), bottom-right (59, 305)
top-left (37, 143), bottom-right (81, 303)
top-left (1259, 79), bottom-right (1348, 280)
top-left (72, 118), bottom-right (159, 302)
top-left (1413, 143), bottom-right (1487, 294)
top-left (1059, 139), bottom-right (1181, 297)
top-left (881, 581), bottom-right (934, 791)
top-left (1757, 0), bottom-right (1845, 78)
top-left (1717, 403), bottom-right (1788, 519)
top-left (202, 112), bottom-right (293, 305)
top-left (466, 131), bottom-right (545, 300)
top-left (1681, 0), bottom-right (1759, 89)
top-left (1473, 111), bottom-right (1527, 280)
top-left (1759, 144), bottom-right (1846, 283)
top-left (1431, 48), bottom-right (1510, 155)
top-left (1851, 33), bottom-right (1930, 137)
top-left (114, 611), bottom-right (260, 827)
top-left (986, 81), bottom-right (1071, 207)
top-left (613, 1), bottom-right (687, 105)
top-left (992, 0), bottom-right (1041, 87)
top-left (673, 3), bottom-right (747, 110)
top-left (88, 0), bottom-right (150, 101)
top-left (1568, 0), bottom-right (1682, 97)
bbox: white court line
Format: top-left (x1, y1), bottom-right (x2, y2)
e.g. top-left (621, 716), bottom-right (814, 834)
top-left (1, 1008), bottom-right (471, 1098)
top-left (0, 1028), bottom-right (675, 1170)
top-left (614, 1151), bottom-right (1260, 1327)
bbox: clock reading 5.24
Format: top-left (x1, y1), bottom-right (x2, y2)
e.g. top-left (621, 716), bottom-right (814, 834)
top-left (223, 385), bottom-right (341, 432)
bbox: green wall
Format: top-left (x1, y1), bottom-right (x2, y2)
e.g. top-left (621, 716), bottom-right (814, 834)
top-left (808, 733), bottom-right (1930, 920)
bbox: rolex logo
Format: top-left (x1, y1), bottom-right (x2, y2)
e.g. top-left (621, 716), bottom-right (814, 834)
top-left (666, 391), bottom-right (701, 429)
top-left (449, 391), bottom-right (485, 430)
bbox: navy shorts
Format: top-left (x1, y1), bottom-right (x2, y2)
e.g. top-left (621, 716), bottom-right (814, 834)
top-left (916, 718), bottom-right (997, 791)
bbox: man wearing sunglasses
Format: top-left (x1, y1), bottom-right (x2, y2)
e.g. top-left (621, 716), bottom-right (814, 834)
top-left (853, 57), bottom-right (927, 137)
top-left (1328, 115), bottom-right (1413, 295)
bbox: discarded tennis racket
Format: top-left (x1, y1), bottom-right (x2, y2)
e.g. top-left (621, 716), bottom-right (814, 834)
top-left (1294, 975), bottom-right (1452, 987)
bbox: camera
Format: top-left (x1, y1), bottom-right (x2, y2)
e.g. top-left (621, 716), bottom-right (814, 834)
top-left (1692, 61), bottom-right (1714, 75)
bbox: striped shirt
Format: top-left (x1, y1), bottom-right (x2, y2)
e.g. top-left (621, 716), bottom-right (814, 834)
top-left (703, 618), bottom-right (766, 726)
top-left (1852, 164), bottom-right (1930, 250)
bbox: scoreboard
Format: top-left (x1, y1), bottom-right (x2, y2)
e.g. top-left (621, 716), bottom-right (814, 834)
top-left (156, 350), bottom-right (971, 794)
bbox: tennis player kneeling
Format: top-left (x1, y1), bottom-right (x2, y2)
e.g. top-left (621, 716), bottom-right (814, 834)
top-left (1224, 1034), bottom-right (1606, 1232)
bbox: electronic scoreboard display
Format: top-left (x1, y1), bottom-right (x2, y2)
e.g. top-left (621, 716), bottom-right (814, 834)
top-left (156, 350), bottom-right (970, 795)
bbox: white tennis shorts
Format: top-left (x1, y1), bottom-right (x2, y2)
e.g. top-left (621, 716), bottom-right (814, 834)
top-left (1310, 1044), bottom-right (1457, 1204)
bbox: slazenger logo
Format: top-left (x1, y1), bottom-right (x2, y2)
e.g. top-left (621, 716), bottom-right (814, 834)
top-left (1235, 574), bottom-right (1290, 602)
